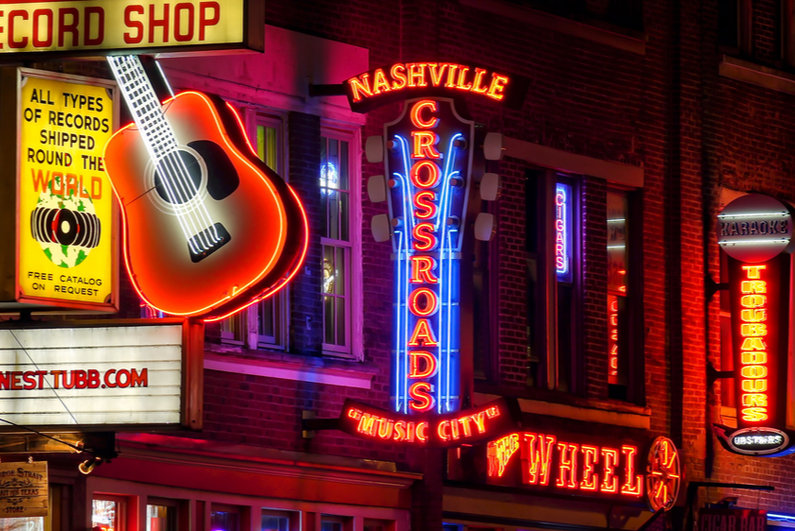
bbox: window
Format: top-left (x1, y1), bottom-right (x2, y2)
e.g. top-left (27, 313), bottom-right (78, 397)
top-left (220, 114), bottom-right (288, 350)
top-left (523, 173), bottom-right (642, 400)
top-left (720, 250), bottom-right (736, 410)
top-left (606, 188), bottom-right (643, 403)
top-left (147, 498), bottom-right (184, 531)
top-left (93, 496), bottom-right (129, 531)
top-left (320, 131), bottom-right (359, 358)
top-left (211, 506), bottom-right (240, 531)
top-left (261, 510), bottom-right (293, 531)
top-left (607, 190), bottom-right (629, 397)
top-left (525, 171), bottom-right (580, 392)
top-left (321, 516), bottom-right (350, 531)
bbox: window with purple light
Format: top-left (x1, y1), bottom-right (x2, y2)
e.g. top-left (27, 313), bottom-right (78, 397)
top-left (210, 510), bottom-right (239, 531)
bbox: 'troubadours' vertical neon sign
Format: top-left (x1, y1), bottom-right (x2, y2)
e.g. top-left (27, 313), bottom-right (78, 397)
top-left (715, 193), bottom-right (795, 456)
top-left (385, 98), bottom-right (473, 414)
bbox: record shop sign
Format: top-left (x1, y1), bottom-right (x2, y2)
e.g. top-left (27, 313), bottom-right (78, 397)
top-left (0, 0), bottom-right (262, 58)
top-left (13, 69), bottom-right (117, 312)
top-left (0, 462), bottom-right (48, 518)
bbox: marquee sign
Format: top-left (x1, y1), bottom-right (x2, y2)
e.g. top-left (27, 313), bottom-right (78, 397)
top-left (0, 0), bottom-right (263, 59)
top-left (483, 433), bottom-right (681, 512)
top-left (0, 68), bottom-right (117, 312)
top-left (383, 98), bottom-right (473, 415)
top-left (715, 193), bottom-right (795, 456)
top-left (345, 62), bottom-right (529, 113)
top-left (337, 397), bottom-right (519, 447)
top-left (0, 320), bottom-right (202, 430)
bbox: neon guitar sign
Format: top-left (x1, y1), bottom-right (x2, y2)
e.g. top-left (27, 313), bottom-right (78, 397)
top-left (104, 56), bottom-right (307, 319)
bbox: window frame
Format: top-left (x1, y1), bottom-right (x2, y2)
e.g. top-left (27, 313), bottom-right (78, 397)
top-left (93, 494), bottom-right (135, 531)
top-left (606, 185), bottom-right (645, 404)
top-left (219, 108), bottom-right (290, 351)
top-left (525, 169), bottom-right (583, 394)
top-left (319, 124), bottom-right (363, 360)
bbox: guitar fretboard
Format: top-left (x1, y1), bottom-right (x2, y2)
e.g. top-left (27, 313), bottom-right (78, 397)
top-left (107, 55), bottom-right (179, 162)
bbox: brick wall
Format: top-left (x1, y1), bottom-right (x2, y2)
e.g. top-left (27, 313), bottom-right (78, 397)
top-left (30, 0), bottom-right (795, 521)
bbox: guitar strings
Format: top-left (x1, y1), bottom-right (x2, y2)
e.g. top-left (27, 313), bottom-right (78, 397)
top-left (108, 55), bottom-right (221, 254)
top-left (108, 55), bottom-right (203, 250)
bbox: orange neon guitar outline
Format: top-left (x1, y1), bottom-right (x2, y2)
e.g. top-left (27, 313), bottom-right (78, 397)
top-left (104, 56), bottom-right (307, 319)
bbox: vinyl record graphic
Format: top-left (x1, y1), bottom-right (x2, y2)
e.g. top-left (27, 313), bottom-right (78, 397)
top-left (30, 174), bottom-right (102, 268)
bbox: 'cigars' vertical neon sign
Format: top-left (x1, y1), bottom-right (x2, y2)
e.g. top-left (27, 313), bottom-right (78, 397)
top-left (386, 98), bottom-right (473, 414)
top-left (555, 183), bottom-right (571, 282)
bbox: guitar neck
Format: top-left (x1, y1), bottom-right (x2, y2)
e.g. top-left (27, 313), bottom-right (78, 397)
top-left (107, 55), bottom-right (178, 161)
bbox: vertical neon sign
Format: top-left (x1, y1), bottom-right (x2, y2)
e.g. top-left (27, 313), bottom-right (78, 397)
top-left (716, 194), bottom-right (793, 451)
top-left (385, 98), bottom-right (473, 414)
top-left (737, 264), bottom-right (770, 422)
top-left (555, 183), bottom-right (572, 282)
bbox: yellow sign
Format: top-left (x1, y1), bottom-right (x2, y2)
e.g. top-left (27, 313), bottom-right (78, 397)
top-left (0, 462), bottom-right (48, 518)
top-left (0, 0), bottom-right (245, 54)
top-left (17, 71), bottom-right (115, 307)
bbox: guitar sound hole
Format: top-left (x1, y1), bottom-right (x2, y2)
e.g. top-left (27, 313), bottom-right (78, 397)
top-left (154, 150), bottom-right (203, 204)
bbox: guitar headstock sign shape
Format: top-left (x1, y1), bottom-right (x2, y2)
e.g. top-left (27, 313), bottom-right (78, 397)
top-left (104, 56), bottom-right (307, 319)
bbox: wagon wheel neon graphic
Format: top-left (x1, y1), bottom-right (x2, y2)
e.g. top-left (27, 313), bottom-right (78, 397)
top-left (646, 436), bottom-right (682, 512)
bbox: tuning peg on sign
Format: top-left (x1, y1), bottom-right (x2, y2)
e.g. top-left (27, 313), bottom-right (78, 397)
top-left (368, 175), bottom-right (387, 203)
top-left (371, 214), bottom-right (391, 242)
top-left (480, 173), bottom-right (501, 201)
top-left (483, 132), bottom-right (503, 161)
top-left (366, 136), bottom-right (384, 163)
top-left (474, 213), bottom-right (495, 241)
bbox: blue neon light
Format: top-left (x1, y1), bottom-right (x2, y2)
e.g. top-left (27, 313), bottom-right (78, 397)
top-left (387, 99), bottom-right (468, 415)
top-left (555, 182), bottom-right (572, 283)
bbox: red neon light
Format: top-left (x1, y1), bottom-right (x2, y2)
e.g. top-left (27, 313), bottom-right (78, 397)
top-left (104, 91), bottom-right (307, 319)
top-left (410, 158), bottom-right (440, 189)
top-left (206, 183), bottom-right (310, 322)
top-left (471, 68), bottom-right (490, 94)
top-left (410, 256), bottom-right (438, 284)
top-left (411, 131), bottom-right (442, 159)
top-left (412, 222), bottom-right (438, 251)
top-left (413, 190), bottom-right (438, 219)
top-left (407, 63), bottom-right (429, 88)
top-left (620, 445), bottom-right (643, 497)
top-left (521, 433), bottom-right (556, 486)
top-left (455, 66), bottom-right (474, 91)
top-left (410, 100), bottom-right (440, 129)
top-left (347, 63), bottom-right (512, 103)
top-left (409, 381), bottom-right (435, 412)
top-left (408, 287), bottom-right (439, 317)
top-left (408, 351), bottom-right (438, 379)
top-left (408, 318), bottom-right (438, 346)
top-left (647, 437), bottom-right (681, 512)
top-left (495, 432), bottom-right (662, 501)
top-left (739, 264), bottom-right (770, 422)
top-left (608, 295), bottom-right (619, 384)
top-left (390, 64), bottom-right (408, 90)
top-left (416, 420), bottom-right (429, 442)
top-left (344, 399), bottom-right (511, 446)
top-left (372, 69), bottom-right (391, 95)
top-left (556, 442), bottom-right (580, 489)
top-left (488, 433), bottom-right (520, 477)
top-left (600, 448), bottom-right (619, 493)
top-left (580, 445), bottom-right (599, 491)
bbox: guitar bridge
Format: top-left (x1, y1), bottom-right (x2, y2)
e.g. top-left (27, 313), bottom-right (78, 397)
top-left (189, 223), bottom-right (231, 263)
